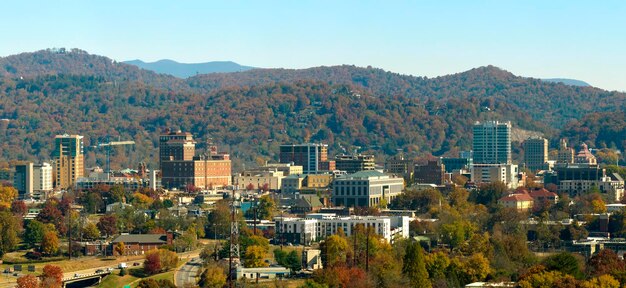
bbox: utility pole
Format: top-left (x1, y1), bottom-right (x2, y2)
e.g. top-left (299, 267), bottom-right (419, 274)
top-left (365, 225), bottom-right (370, 272)
top-left (352, 226), bottom-right (357, 267)
top-left (228, 188), bottom-right (239, 288)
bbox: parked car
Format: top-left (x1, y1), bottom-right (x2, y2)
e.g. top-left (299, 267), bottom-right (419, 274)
top-left (133, 262), bottom-right (140, 266)
top-left (95, 269), bottom-right (104, 273)
top-left (118, 263), bottom-right (127, 269)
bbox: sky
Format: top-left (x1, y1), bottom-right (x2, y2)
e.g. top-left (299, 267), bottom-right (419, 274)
top-left (1, 1), bottom-right (625, 91)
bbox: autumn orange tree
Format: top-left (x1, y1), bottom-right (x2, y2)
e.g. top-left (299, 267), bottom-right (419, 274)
top-left (40, 265), bottom-right (63, 288)
top-left (16, 274), bottom-right (39, 288)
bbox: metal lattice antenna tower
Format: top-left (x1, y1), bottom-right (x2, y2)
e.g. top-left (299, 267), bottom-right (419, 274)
top-left (228, 187), bottom-right (240, 288)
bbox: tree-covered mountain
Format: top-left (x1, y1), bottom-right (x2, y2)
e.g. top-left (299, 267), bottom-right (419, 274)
top-left (0, 49), bottom-right (624, 169)
top-left (0, 49), bottom-right (186, 90)
top-left (189, 65), bottom-right (625, 128)
top-left (124, 59), bottom-right (255, 78)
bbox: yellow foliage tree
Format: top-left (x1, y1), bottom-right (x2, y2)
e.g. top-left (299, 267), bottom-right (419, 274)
top-left (114, 242), bottom-right (125, 256)
top-left (0, 185), bottom-right (17, 210)
top-left (41, 231), bottom-right (59, 256)
top-left (244, 245), bottom-right (269, 268)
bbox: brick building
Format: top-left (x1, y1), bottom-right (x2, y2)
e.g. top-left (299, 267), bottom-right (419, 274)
top-left (110, 232), bottom-right (174, 256)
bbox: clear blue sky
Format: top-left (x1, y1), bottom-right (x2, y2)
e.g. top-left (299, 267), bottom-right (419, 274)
top-left (1, 1), bottom-right (625, 91)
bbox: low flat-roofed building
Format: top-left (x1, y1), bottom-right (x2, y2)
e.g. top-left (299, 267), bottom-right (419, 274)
top-left (335, 154), bottom-right (375, 174)
top-left (110, 232), bottom-right (174, 256)
top-left (235, 170), bottom-right (284, 191)
top-left (275, 214), bottom-right (409, 244)
top-left (332, 170), bottom-right (404, 208)
top-left (236, 266), bottom-right (290, 280)
top-left (281, 174), bottom-right (306, 193)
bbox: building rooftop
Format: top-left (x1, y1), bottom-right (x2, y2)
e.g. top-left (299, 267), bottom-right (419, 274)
top-left (341, 170), bottom-right (389, 179)
top-left (499, 193), bottom-right (534, 202)
top-left (111, 234), bottom-right (168, 244)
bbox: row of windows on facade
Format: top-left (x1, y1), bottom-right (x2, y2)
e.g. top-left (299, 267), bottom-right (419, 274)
top-left (334, 187), bottom-right (369, 196)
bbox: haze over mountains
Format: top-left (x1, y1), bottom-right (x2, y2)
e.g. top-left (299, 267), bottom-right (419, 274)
top-left (0, 49), bottom-right (624, 169)
top-left (123, 59), bottom-right (255, 78)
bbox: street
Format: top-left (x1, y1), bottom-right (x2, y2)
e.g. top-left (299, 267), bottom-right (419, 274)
top-left (175, 257), bottom-right (202, 287)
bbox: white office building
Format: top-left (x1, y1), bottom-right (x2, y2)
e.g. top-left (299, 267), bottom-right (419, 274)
top-left (274, 214), bottom-right (410, 244)
top-left (33, 162), bottom-right (53, 194)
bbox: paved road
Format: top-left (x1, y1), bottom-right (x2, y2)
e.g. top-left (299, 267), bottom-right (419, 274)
top-left (175, 257), bottom-right (202, 287)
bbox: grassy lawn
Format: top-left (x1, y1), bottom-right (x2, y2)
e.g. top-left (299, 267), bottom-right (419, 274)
top-left (129, 270), bottom-right (175, 287)
top-left (1, 252), bottom-right (146, 274)
top-left (97, 267), bottom-right (175, 288)
top-left (97, 273), bottom-right (139, 288)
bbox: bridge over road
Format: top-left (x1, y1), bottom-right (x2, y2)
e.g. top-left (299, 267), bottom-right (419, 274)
top-left (62, 270), bottom-right (111, 288)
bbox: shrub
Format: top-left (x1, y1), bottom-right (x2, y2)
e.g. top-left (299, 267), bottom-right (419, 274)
top-left (25, 251), bottom-right (42, 260)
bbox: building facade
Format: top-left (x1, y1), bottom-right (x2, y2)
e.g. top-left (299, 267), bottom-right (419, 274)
top-left (332, 171), bottom-right (404, 207)
top-left (279, 143), bottom-right (329, 174)
top-left (13, 162), bottom-right (33, 199)
top-left (235, 170), bottom-right (285, 191)
top-left (33, 162), bottom-right (53, 199)
top-left (110, 233), bottom-right (174, 256)
top-left (471, 164), bottom-right (520, 189)
top-left (413, 160), bottom-right (445, 185)
top-left (53, 134), bottom-right (84, 189)
top-left (557, 139), bottom-right (575, 164)
top-left (160, 130), bottom-right (231, 190)
top-left (549, 164), bottom-right (625, 202)
top-left (275, 214), bottom-right (410, 244)
top-left (384, 155), bottom-right (414, 180)
top-left (523, 137), bottom-right (548, 172)
top-left (334, 154), bottom-right (375, 174)
top-left (473, 121), bottom-right (511, 165)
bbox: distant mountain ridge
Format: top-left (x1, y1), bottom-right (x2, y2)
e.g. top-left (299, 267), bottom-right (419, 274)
top-left (0, 49), bottom-right (625, 168)
top-left (542, 78), bottom-right (591, 87)
top-left (124, 59), bottom-right (255, 78)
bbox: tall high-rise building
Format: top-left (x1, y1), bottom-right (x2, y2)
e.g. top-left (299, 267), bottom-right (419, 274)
top-left (53, 134), bottom-right (84, 189)
top-left (33, 162), bottom-right (53, 194)
top-left (523, 137), bottom-right (548, 171)
top-left (13, 162), bottom-right (33, 199)
top-left (472, 121), bottom-right (512, 165)
top-left (159, 129), bottom-right (196, 164)
top-left (557, 139), bottom-right (575, 164)
top-left (279, 143), bottom-right (329, 174)
top-left (159, 129), bottom-right (231, 190)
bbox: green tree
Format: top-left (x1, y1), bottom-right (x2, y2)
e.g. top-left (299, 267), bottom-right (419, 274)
top-left (256, 195), bottom-right (276, 220)
top-left (284, 250), bottom-right (302, 272)
top-left (110, 185), bottom-right (126, 203)
top-left (0, 211), bottom-right (20, 256)
top-left (81, 222), bottom-right (100, 240)
top-left (402, 241), bottom-right (431, 288)
top-left (24, 220), bottom-right (52, 247)
top-left (542, 252), bottom-right (583, 279)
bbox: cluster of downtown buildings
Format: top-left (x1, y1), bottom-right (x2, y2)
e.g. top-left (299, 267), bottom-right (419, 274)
top-left (2, 121), bottom-right (624, 244)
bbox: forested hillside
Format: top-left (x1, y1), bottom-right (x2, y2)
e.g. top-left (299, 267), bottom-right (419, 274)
top-left (0, 49), bottom-right (624, 169)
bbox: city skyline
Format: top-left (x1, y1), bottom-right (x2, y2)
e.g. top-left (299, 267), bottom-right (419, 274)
top-left (1, 1), bottom-right (625, 91)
